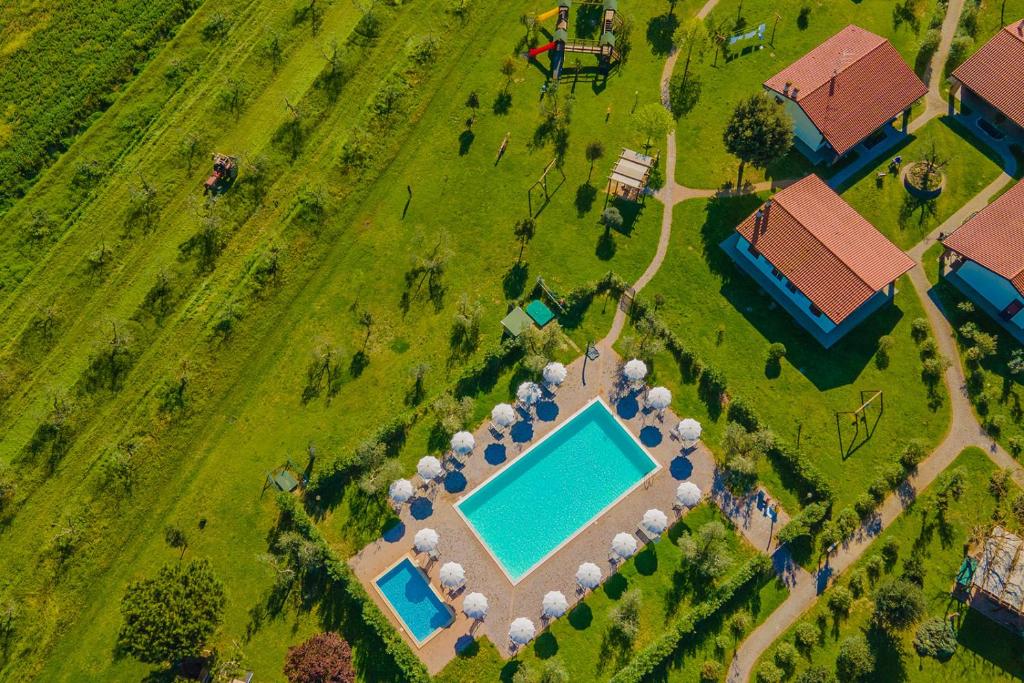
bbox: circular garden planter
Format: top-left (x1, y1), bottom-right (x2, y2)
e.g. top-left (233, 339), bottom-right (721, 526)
top-left (902, 162), bottom-right (946, 200)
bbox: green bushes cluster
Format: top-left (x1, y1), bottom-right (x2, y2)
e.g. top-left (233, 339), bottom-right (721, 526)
top-left (609, 555), bottom-right (772, 683)
top-left (275, 495), bottom-right (430, 682)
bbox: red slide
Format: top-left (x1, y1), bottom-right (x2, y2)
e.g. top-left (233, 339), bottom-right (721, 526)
top-left (528, 41), bottom-right (557, 58)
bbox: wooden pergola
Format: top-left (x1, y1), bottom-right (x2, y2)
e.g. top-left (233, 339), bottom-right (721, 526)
top-left (606, 148), bottom-right (656, 202)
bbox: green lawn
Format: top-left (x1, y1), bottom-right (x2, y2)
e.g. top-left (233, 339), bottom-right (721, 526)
top-left (635, 197), bottom-right (950, 514)
top-left (670, 0), bottom-right (931, 190)
top-left (838, 116), bottom-right (1007, 250)
top-left (755, 447), bottom-right (1024, 682)
top-left (0, 0), bottom-right (684, 678)
top-left (434, 504), bottom-right (767, 682)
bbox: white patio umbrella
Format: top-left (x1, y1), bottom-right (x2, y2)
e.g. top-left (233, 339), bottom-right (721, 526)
top-left (641, 509), bottom-right (669, 536)
top-left (413, 528), bottom-right (439, 554)
top-left (676, 481), bottom-right (702, 508)
top-left (647, 386), bottom-right (672, 412)
top-left (576, 562), bottom-right (602, 590)
top-left (623, 359), bottom-right (648, 384)
top-left (451, 431), bottom-right (475, 455)
top-left (677, 418), bottom-right (703, 447)
top-left (492, 402), bottom-right (516, 428)
top-left (509, 617), bottom-right (536, 646)
top-left (517, 381), bottom-right (542, 407)
top-left (417, 455), bottom-right (443, 482)
top-left (543, 361), bottom-right (567, 388)
top-left (388, 478), bottom-right (414, 505)
top-left (463, 592), bottom-right (489, 621)
top-left (611, 532), bottom-right (638, 560)
top-left (439, 562), bottom-right (466, 590)
top-left (542, 591), bottom-right (569, 619)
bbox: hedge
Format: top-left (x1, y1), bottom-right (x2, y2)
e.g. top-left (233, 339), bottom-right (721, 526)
top-left (275, 494), bottom-right (430, 682)
top-left (609, 554), bottom-right (773, 683)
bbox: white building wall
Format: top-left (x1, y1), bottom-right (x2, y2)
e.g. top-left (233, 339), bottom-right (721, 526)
top-left (958, 260), bottom-right (1024, 329)
top-left (766, 88), bottom-right (825, 151)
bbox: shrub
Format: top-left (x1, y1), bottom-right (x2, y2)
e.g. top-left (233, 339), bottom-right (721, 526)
top-left (902, 554), bottom-right (926, 587)
top-left (865, 555), bottom-right (884, 581)
top-left (945, 35), bottom-right (973, 73)
top-left (795, 665), bottom-right (837, 683)
top-left (919, 28), bottom-right (941, 57)
top-left (609, 589), bottom-right (642, 644)
top-left (914, 617), bottom-right (958, 660)
top-left (794, 621), bottom-right (818, 652)
top-left (854, 493), bottom-right (876, 519)
top-left (910, 317), bottom-right (929, 342)
top-left (875, 335), bottom-right (893, 368)
top-left (872, 579), bottom-right (926, 632)
top-left (836, 634), bottom-right (875, 680)
top-left (728, 610), bottom-right (752, 640)
top-left (766, 342), bottom-right (787, 363)
top-left (756, 662), bottom-right (783, 683)
top-left (827, 585), bottom-right (853, 618)
top-left (773, 641), bottom-right (798, 675)
top-left (899, 440), bottom-right (927, 470)
top-left (699, 660), bottom-right (722, 682)
top-left (881, 537), bottom-right (900, 566)
top-left (284, 632), bottom-right (355, 683)
top-left (919, 337), bottom-right (939, 359)
top-left (848, 569), bottom-right (866, 597)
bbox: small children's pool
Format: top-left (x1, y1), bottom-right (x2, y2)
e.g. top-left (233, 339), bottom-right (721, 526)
top-left (374, 557), bottom-right (453, 645)
top-left (457, 398), bottom-right (659, 583)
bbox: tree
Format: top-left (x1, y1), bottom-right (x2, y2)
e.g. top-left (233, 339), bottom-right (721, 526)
top-left (827, 585), bottom-right (853, 618)
top-left (669, 17), bottom-right (710, 115)
top-left (632, 102), bottom-right (674, 149)
top-left (585, 141), bottom-right (605, 182)
top-left (500, 55), bottom-right (519, 91)
top-left (117, 559), bottom-right (226, 665)
top-left (913, 617), bottom-right (957, 660)
top-left (678, 520), bottom-right (733, 581)
top-left (179, 131), bottom-right (206, 174)
top-left (164, 525), bottom-right (188, 558)
top-left (699, 660), bottom-right (722, 682)
top-left (513, 217), bottom-right (537, 263)
top-left (608, 588), bottom-right (642, 644)
top-left (284, 632), bottom-right (355, 683)
top-left (836, 634), bottom-right (874, 680)
top-left (723, 93), bottom-right (793, 186)
top-left (872, 579), bottom-right (925, 632)
top-left (538, 659), bottom-right (569, 683)
top-left (601, 206), bottom-right (624, 232)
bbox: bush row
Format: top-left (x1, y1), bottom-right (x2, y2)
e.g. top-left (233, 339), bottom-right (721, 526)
top-left (610, 554), bottom-right (773, 683)
top-left (275, 494), bottom-right (430, 682)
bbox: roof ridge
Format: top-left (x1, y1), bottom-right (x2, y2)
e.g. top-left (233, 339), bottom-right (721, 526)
top-left (771, 191), bottom-right (874, 300)
top-left (1005, 20), bottom-right (1024, 42)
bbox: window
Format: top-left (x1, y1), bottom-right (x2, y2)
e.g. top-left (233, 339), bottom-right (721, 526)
top-left (810, 304), bottom-right (822, 317)
top-left (786, 281), bottom-right (798, 294)
top-left (747, 242), bottom-right (759, 258)
top-left (771, 267), bottom-right (783, 280)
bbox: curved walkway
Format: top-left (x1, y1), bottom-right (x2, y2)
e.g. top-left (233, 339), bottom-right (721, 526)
top-left (597, 1), bottom-right (1022, 678)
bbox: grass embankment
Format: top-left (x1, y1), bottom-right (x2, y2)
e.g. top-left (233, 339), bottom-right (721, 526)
top-left (0, 0), bottom-right (678, 679)
top-left (668, 0), bottom-right (930, 190)
top-left (637, 197), bottom-right (949, 514)
top-left (839, 117), bottom-right (1007, 249)
top-left (755, 447), bottom-right (1024, 682)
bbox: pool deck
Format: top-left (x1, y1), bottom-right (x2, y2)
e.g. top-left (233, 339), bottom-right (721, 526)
top-left (348, 349), bottom-right (717, 674)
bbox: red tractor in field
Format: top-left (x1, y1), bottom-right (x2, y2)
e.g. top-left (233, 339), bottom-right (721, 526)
top-left (204, 153), bottom-right (238, 194)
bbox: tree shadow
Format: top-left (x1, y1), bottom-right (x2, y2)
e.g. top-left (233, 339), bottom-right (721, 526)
top-left (575, 183), bottom-right (598, 216)
top-left (635, 545), bottom-right (659, 575)
top-left (646, 13), bottom-right (679, 56)
top-left (503, 262), bottom-right (529, 299)
top-left (596, 227), bottom-right (617, 260)
top-left (602, 573), bottom-right (628, 599)
top-left (493, 91), bottom-right (512, 115)
top-left (458, 129), bottom-right (475, 156)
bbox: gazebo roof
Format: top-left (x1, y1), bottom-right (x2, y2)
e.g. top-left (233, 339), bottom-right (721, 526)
top-left (973, 526), bottom-right (1024, 614)
top-left (501, 306), bottom-right (534, 337)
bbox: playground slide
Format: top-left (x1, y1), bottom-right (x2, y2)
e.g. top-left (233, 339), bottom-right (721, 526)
top-left (537, 6), bottom-right (559, 21)
top-left (528, 41), bottom-right (557, 57)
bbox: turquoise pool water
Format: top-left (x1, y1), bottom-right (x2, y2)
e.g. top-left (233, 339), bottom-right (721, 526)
top-left (457, 399), bottom-right (658, 582)
top-left (375, 558), bottom-right (453, 643)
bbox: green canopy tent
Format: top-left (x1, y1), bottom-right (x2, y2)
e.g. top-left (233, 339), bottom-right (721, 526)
top-left (501, 306), bottom-right (534, 338)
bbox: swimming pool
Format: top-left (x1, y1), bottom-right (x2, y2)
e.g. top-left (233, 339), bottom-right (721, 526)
top-left (374, 557), bottom-right (453, 645)
top-left (457, 398), bottom-right (659, 583)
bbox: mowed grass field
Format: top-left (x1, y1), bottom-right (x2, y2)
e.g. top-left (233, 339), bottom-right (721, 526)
top-left (0, 0), bottom-right (697, 679)
top-left (633, 197), bottom-right (950, 514)
top-left (669, 0), bottom-right (934, 190)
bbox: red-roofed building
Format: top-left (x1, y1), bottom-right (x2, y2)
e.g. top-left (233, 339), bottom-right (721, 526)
top-left (725, 174), bottom-right (914, 347)
top-left (941, 179), bottom-right (1024, 342)
top-left (951, 20), bottom-right (1024, 140)
top-left (763, 25), bottom-right (927, 162)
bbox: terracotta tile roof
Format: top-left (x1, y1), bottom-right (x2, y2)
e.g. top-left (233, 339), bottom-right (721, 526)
top-left (736, 174), bottom-right (914, 324)
top-left (764, 25), bottom-right (927, 155)
top-left (952, 20), bottom-right (1024, 129)
top-left (943, 179), bottom-right (1024, 295)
